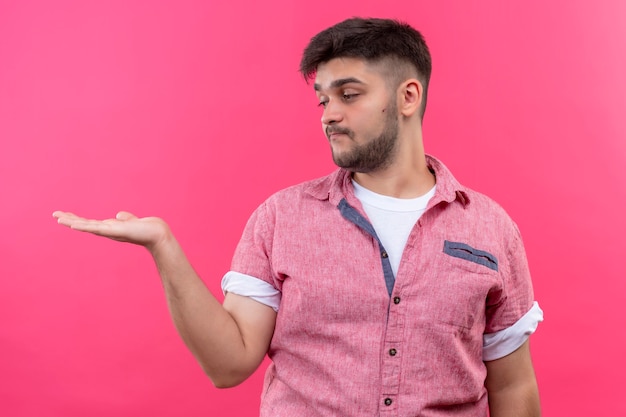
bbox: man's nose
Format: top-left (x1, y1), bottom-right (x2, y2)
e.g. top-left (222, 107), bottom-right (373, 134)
top-left (321, 101), bottom-right (344, 125)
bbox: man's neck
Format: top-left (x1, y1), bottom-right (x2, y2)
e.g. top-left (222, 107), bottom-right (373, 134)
top-left (352, 155), bottom-right (435, 199)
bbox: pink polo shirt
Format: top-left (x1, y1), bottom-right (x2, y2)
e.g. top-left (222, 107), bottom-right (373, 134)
top-left (229, 156), bottom-right (538, 416)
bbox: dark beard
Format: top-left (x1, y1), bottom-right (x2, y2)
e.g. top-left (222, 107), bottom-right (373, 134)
top-left (331, 103), bottom-right (399, 173)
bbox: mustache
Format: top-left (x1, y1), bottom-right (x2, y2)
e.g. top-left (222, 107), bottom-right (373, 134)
top-left (326, 126), bottom-right (354, 138)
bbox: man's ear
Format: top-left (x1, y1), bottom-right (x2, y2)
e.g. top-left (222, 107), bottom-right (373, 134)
top-left (398, 79), bottom-right (423, 117)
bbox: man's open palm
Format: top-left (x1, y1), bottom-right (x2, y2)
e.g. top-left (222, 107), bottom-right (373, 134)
top-left (53, 211), bottom-right (168, 250)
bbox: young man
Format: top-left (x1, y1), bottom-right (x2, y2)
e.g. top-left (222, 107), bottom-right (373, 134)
top-left (54, 18), bottom-right (543, 416)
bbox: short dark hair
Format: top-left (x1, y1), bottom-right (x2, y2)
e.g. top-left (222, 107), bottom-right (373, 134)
top-left (300, 17), bottom-right (432, 117)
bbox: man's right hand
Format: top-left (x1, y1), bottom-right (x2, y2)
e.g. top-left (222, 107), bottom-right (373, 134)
top-left (53, 211), bottom-right (170, 253)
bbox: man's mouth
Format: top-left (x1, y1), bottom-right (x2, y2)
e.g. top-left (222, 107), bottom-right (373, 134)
top-left (326, 128), bottom-right (351, 140)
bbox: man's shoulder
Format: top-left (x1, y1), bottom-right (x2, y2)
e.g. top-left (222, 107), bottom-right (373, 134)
top-left (453, 185), bottom-right (522, 241)
top-left (266, 169), bottom-right (344, 203)
top-left (464, 186), bottom-right (509, 214)
top-left (428, 155), bottom-right (514, 222)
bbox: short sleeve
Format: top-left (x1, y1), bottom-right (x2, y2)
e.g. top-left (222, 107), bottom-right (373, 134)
top-left (230, 201), bottom-right (283, 292)
top-left (485, 222), bottom-right (536, 333)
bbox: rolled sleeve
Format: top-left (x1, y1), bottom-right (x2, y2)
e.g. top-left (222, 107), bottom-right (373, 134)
top-left (222, 271), bottom-right (281, 312)
top-left (483, 301), bottom-right (543, 361)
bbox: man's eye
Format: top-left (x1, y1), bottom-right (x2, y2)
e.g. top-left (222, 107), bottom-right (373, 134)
top-left (343, 93), bottom-right (358, 101)
top-left (318, 100), bottom-right (328, 108)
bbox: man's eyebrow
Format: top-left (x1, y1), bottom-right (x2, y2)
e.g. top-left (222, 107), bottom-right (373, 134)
top-left (314, 77), bottom-right (365, 91)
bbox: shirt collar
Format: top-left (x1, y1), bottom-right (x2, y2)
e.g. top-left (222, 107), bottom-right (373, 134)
top-left (305, 154), bottom-right (470, 208)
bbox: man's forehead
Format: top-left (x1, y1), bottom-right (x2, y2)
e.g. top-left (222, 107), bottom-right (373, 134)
top-left (313, 57), bottom-right (378, 91)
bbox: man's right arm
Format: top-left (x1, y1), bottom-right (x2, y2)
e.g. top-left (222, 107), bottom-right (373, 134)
top-left (53, 211), bottom-right (276, 388)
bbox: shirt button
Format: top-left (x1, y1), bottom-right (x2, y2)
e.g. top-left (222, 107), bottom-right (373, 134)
top-left (384, 398), bottom-right (393, 406)
top-left (389, 348), bottom-right (397, 356)
top-left (393, 296), bottom-right (401, 304)
top-left (381, 251), bottom-right (388, 258)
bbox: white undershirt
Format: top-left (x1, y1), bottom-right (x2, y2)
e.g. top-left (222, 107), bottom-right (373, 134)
top-left (351, 179), bottom-right (435, 277)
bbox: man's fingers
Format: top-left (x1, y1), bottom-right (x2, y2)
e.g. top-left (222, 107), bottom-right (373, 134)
top-left (53, 211), bottom-right (77, 220)
top-left (53, 211), bottom-right (115, 234)
top-left (53, 211), bottom-right (83, 227)
top-left (70, 220), bottom-right (115, 235)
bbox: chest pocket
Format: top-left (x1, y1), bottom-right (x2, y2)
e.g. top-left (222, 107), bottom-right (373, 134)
top-left (409, 240), bottom-right (500, 331)
top-left (443, 240), bottom-right (498, 272)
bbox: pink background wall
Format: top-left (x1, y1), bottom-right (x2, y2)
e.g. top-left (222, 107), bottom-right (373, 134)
top-left (1, 1), bottom-right (625, 415)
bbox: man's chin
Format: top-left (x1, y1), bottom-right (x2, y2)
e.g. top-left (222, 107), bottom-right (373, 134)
top-left (332, 157), bottom-right (365, 173)
top-left (331, 153), bottom-right (351, 170)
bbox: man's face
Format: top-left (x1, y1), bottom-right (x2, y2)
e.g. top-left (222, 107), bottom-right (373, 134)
top-left (314, 58), bottom-right (399, 173)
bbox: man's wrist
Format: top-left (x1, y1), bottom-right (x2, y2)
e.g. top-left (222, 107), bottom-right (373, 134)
top-left (146, 220), bottom-right (176, 257)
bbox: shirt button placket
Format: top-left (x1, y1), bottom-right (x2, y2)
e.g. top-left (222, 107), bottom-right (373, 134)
top-left (381, 293), bottom-right (403, 415)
